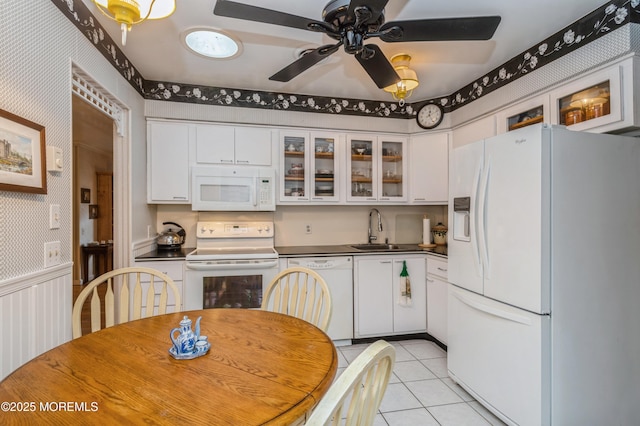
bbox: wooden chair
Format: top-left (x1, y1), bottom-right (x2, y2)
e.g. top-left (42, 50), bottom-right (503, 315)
top-left (72, 266), bottom-right (181, 338)
top-left (306, 340), bottom-right (396, 426)
top-left (261, 267), bottom-right (332, 331)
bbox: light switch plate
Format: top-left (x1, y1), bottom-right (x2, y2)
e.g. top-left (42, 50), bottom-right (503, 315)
top-left (49, 204), bottom-right (60, 229)
top-left (44, 241), bottom-right (61, 268)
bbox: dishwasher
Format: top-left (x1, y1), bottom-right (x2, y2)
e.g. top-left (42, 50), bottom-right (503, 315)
top-left (287, 256), bottom-right (353, 343)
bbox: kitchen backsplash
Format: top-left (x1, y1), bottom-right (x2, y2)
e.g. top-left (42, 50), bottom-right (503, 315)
top-left (155, 205), bottom-right (447, 247)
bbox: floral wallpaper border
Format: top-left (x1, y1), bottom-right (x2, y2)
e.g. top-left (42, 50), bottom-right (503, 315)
top-left (447, 0), bottom-right (640, 110)
top-left (52, 0), bottom-right (639, 119)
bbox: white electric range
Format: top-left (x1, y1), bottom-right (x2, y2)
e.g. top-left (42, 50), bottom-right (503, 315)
top-left (183, 221), bottom-right (279, 310)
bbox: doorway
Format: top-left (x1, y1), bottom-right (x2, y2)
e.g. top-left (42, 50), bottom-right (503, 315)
top-left (72, 94), bottom-right (114, 287)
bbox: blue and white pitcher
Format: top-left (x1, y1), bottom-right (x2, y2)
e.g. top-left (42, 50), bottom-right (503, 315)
top-left (170, 315), bottom-right (201, 355)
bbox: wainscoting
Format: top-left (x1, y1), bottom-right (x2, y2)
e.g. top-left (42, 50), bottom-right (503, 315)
top-left (0, 265), bottom-right (73, 380)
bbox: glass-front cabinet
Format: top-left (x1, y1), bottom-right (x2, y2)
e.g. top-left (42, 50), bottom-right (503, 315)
top-left (279, 130), bottom-right (340, 202)
top-left (506, 105), bottom-right (544, 132)
top-left (496, 95), bottom-right (550, 135)
top-left (549, 62), bottom-right (623, 133)
top-left (558, 80), bottom-right (610, 126)
top-left (346, 134), bottom-right (407, 202)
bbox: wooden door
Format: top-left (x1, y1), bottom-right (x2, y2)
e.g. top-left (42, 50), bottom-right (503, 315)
top-left (96, 172), bottom-right (113, 242)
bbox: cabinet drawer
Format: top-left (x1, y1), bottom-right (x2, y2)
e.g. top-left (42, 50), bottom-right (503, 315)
top-left (134, 281), bottom-right (182, 307)
top-left (427, 257), bottom-right (448, 280)
top-left (133, 261), bottom-right (184, 282)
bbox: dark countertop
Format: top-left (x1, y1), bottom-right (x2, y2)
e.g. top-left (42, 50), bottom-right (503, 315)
top-left (135, 247), bottom-right (195, 260)
top-left (421, 245), bottom-right (448, 257)
top-left (275, 244), bottom-right (447, 258)
top-left (135, 245), bottom-right (448, 261)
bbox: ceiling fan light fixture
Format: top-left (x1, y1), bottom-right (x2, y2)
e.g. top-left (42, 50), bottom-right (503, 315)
top-left (383, 54), bottom-right (419, 106)
top-left (93, 0), bottom-right (176, 45)
top-left (183, 29), bottom-right (242, 59)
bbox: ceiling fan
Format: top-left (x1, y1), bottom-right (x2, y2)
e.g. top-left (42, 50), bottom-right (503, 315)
top-left (213, 0), bottom-right (501, 90)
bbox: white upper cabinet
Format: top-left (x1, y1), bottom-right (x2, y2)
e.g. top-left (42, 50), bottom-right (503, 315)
top-left (409, 132), bottom-right (449, 204)
top-left (346, 134), bottom-right (407, 203)
top-left (235, 127), bottom-right (274, 165)
top-left (196, 124), bottom-right (273, 166)
top-left (451, 115), bottom-right (496, 149)
top-left (147, 120), bottom-right (192, 204)
top-left (195, 124), bottom-right (234, 164)
top-left (148, 120), bottom-right (450, 206)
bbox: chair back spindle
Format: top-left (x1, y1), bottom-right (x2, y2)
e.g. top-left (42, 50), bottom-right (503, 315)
top-left (73, 267), bottom-right (181, 338)
top-left (262, 267), bottom-right (332, 331)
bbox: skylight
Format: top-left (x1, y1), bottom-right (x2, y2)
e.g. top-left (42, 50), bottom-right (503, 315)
top-left (184, 29), bottom-right (241, 59)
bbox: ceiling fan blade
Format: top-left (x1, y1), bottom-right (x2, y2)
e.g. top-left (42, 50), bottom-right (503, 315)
top-left (348, 0), bottom-right (389, 26)
top-left (269, 44), bottom-right (341, 82)
top-left (354, 44), bottom-right (400, 89)
top-left (214, 0), bottom-right (335, 33)
top-left (379, 16), bottom-right (501, 42)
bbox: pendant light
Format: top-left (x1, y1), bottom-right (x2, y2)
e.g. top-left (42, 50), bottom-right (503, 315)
top-left (383, 54), bottom-right (420, 106)
top-left (92, 0), bottom-right (176, 45)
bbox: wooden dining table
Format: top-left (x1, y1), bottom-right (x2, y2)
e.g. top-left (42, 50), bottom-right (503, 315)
top-left (0, 309), bottom-right (338, 425)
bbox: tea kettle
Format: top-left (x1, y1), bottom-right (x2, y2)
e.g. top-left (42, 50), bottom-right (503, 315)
top-left (157, 221), bottom-right (186, 249)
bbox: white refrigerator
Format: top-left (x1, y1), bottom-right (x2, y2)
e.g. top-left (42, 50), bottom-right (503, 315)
top-left (447, 124), bottom-right (640, 425)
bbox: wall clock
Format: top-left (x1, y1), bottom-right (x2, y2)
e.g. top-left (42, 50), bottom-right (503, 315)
top-left (416, 103), bottom-right (444, 129)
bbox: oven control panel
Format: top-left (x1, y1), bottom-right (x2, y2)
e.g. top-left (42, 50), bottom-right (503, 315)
top-left (196, 221), bottom-right (274, 238)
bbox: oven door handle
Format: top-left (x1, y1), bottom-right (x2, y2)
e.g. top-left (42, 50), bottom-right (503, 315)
top-left (185, 260), bottom-right (279, 271)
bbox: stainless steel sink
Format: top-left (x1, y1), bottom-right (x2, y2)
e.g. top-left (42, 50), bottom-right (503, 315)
top-left (350, 243), bottom-right (412, 251)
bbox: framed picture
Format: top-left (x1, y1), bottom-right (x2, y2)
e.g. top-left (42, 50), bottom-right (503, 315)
top-left (81, 188), bottom-right (90, 203)
top-left (0, 108), bottom-right (47, 194)
top-left (89, 204), bottom-right (99, 219)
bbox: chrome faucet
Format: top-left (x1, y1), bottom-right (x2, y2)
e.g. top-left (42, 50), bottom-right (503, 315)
top-left (368, 208), bottom-right (383, 244)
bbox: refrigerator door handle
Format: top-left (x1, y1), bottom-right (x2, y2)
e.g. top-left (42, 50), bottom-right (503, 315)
top-left (471, 159), bottom-right (483, 277)
top-left (452, 289), bottom-right (532, 326)
top-left (477, 159), bottom-right (491, 279)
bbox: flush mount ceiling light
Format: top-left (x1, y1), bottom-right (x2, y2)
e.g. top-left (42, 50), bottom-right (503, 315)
top-left (383, 54), bottom-right (420, 106)
top-left (92, 0), bottom-right (176, 46)
top-left (183, 29), bottom-right (241, 59)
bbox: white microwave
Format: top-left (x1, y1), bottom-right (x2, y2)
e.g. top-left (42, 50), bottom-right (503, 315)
top-left (191, 166), bottom-right (276, 211)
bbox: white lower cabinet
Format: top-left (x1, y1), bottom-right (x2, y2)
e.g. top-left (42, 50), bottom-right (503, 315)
top-left (426, 255), bottom-right (448, 345)
top-left (132, 260), bottom-right (184, 312)
top-left (354, 255), bottom-right (426, 338)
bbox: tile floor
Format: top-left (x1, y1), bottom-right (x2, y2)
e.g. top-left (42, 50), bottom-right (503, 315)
top-left (335, 339), bottom-right (507, 426)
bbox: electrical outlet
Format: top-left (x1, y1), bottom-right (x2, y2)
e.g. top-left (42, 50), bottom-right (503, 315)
top-left (44, 241), bottom-right (61, 268)
top-left (305, 224), bottom-right (312, 234)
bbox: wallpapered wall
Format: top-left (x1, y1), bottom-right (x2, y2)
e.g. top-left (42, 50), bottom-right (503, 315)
top-left (0, 0), bottom-right (148, 281)
top-left (0, 0), bottom-right (152, 380)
